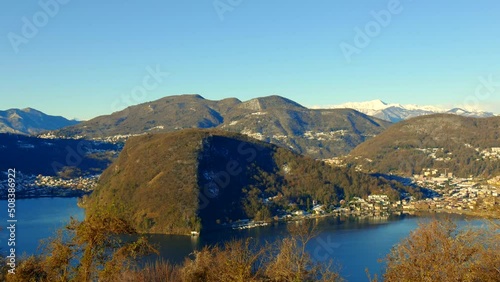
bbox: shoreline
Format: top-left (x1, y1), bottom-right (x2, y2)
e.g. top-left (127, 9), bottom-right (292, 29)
top-left (1, 193), bottom-right (497, 236)
top-left (0, 189), bottom-right (91, 200)
top-left (179, 208), bottom-right (499, 237)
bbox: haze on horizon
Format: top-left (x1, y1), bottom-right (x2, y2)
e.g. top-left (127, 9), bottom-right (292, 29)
top-left (1, 0), bottom-right (500, 120)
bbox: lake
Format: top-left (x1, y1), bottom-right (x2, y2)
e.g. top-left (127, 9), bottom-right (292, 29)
top-left (0, 198), bottom-right (478, 281)
top-left (0, 197), bottom-right (85, 256)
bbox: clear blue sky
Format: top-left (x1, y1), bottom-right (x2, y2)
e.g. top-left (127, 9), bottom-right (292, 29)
top-left (1, 0), bottom-right (500, 120)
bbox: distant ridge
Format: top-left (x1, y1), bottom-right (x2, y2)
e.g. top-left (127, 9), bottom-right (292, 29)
top-left (316, 99), bottom-right (494, 122)
top-left (52, 94), bottom-right (391, 158)
top-left (347, 114), bottom-right (500, 177)
top-left (0, 108), bottom-right (80, 135)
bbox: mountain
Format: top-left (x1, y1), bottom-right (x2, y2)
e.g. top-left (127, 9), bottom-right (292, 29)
top-left (0, 108), bottom-right (80, 135)
top-left (346, 114), bottom-right (500, 178)
top-left (318, 100), bottom-right (494, 122)
top-left (52, 94), bottom-right (391, 158)
top-left (84, 129), bottom-right (414, 235)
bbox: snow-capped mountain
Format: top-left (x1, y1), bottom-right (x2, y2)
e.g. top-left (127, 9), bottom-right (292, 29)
top-left (316, 100), bottom-right (494, 122)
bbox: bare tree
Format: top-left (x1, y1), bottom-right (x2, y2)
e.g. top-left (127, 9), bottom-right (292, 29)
top-left (383, 218), bottom-right (500, 282)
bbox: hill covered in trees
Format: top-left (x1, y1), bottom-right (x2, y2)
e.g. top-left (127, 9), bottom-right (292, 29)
top-left (347, 114), bottom-right (500, 178)
top-left (52, 94), bottom-right (391, 158)
top-left (85, 129), bottom-right (413, 235)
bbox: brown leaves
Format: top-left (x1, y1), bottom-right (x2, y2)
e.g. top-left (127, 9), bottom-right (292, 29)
top-left (383, 218), bottom-right (500, 282)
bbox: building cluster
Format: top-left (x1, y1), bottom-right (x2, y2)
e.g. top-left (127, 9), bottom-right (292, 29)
top-left (35, 175), bottom-right (99, 191)
top-left (217, 168), bottom-right (500, 232)
top-left (408, 185), bottom-right (499, 215)
top-left (275, 195), bottom-right (397, 221)
top-left (303, 130), bottom-right (347, 141)
top-left (487, 176), bottom-right (500, 186)
top-left (0, 172), bottom-right (99, 199)
top-left (409, 169), bottom-right (500, 215)
top-left (267, 178), bottom-right (499, 223)
top-left (480, 147), bottom-right (500, 160)
top-left (416, 147), bottom-right (452, 162)
top-left (322, 157), bottom-right (346, 167)
top-left (338, 195), bottom-right (393, 216)
top-left (39, 132), bottom-right (134, 144)
top-left (413, 146), bottom-right (500, 162)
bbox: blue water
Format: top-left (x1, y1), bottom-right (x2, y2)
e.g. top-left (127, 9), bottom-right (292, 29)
top-left (0, 198), bottom-right (84, 256)
top-left (146, 214), bottom-right (473, 281)
top-left (0, 198), bottom-right (478, 281)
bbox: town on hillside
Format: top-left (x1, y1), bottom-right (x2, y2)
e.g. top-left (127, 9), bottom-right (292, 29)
top-left (0, 171), bottom-right (98, 199)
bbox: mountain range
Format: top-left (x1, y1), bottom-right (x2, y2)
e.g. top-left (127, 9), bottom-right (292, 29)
top-left (0, 108), bottom-right (80, 135)
top-left (51, 95), bottom-right (391, 159)
top-left (319, 100), bottom-right (495, 122)
top-left (4, 96), bottom-right (499, 164)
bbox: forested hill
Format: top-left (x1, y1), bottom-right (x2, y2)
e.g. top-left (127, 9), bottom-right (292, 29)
top-left (85, 129), bottom-right (414, 235)
top-left (347, 114), bottom-right (500, 178)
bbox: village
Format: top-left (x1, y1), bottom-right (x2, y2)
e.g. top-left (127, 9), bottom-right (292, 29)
top-left (319, 168), bottom-right (499, 219)
top-left (231, 168), bottom-right (500, 230)
top-left (0, 171), bottom-right (98, 199)
top-left (409, 168), bottom-right (500, 216)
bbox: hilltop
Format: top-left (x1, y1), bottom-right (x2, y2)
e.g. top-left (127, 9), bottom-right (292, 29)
top-left (84, 129), bottom-right (414, 235)
top-left (52, 94), bottom-right (390, 158)
top-left (347, 114), bottom-right (500, 177)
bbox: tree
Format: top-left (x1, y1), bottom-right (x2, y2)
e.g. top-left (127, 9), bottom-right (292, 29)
top-left (264, 221), bottom-right (343, 282)
top-left (6, 211), bottom-right (157, 282)
top-left (382, 218), bottom-right (500, 282)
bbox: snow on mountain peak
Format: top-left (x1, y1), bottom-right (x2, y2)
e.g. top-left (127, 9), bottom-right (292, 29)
top-left (312, 100), bottom-right (494, 122)
top-left (334, 99), bottom-right (389, 111)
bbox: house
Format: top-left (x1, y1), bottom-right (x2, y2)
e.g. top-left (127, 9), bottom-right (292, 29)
top-left (293, 210), bottom-right (306, 216)
top-left (313, 205), bottom-right (325, 214)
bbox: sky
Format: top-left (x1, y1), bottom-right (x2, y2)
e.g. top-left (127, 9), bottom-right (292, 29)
top-left (1, 0), bottom-right (500, 120)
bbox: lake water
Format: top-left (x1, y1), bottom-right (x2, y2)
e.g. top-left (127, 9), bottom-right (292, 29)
top-left (0, 198), bottom-right (478, 281)
top-left (144, 214), bottom-right (465, 281)
top-left (0, 198), bottom-right (85, 256)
